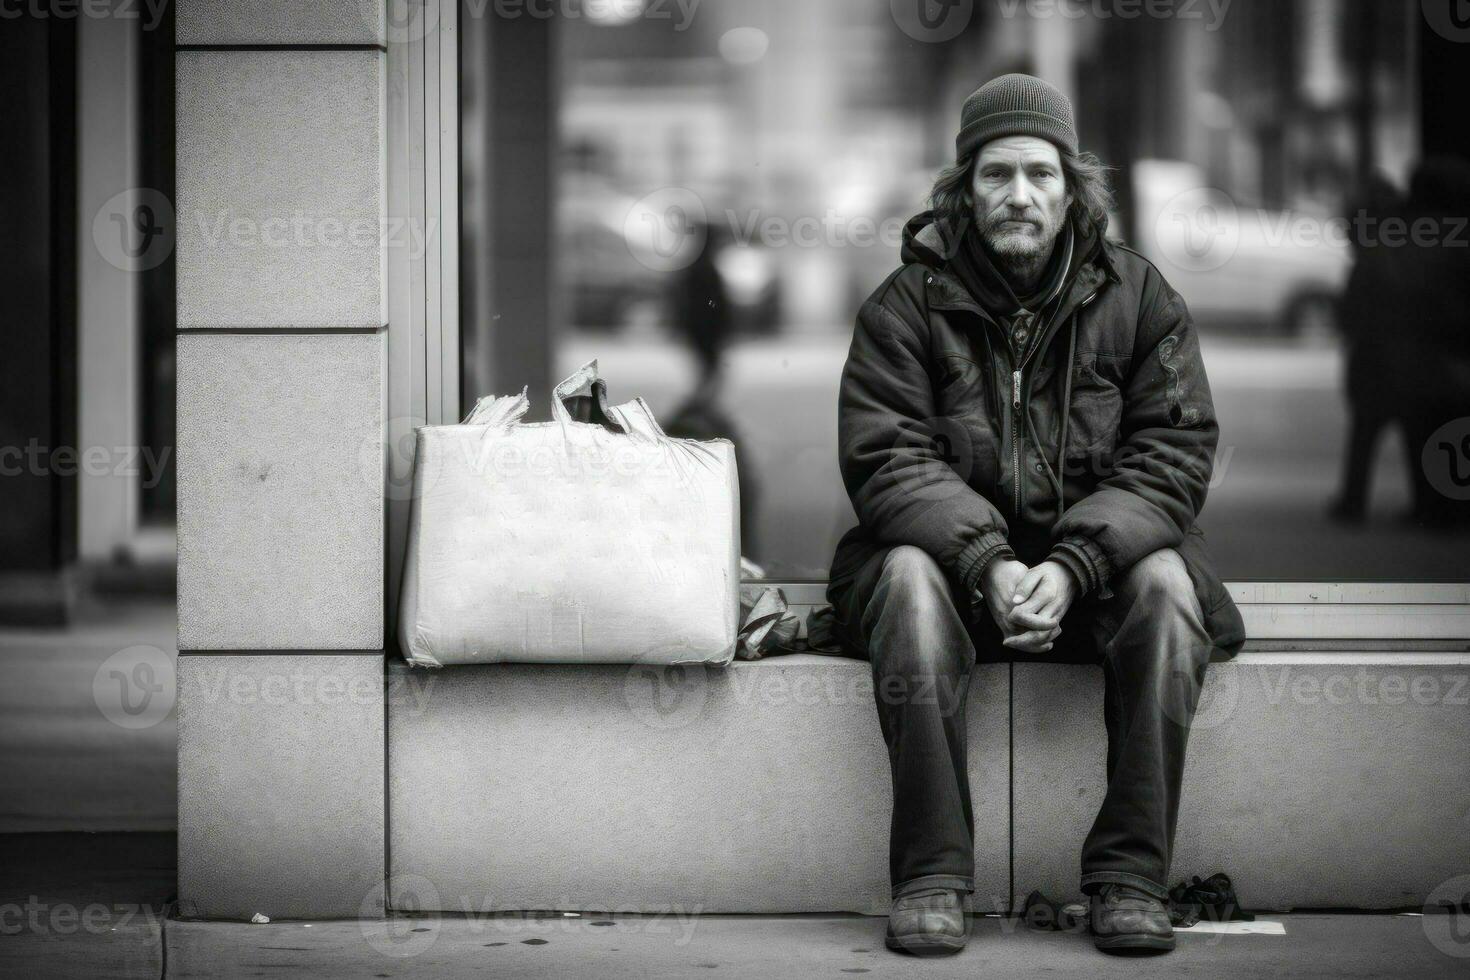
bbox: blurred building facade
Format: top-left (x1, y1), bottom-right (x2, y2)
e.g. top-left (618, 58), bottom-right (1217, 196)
top-left (2, 4), bottom-right (176, 625)
top-left (544, 0), bottom-right (1419, 338)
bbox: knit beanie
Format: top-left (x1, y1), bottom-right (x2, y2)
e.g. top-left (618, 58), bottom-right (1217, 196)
top-left (955, 73), bottom-right (1077, 160)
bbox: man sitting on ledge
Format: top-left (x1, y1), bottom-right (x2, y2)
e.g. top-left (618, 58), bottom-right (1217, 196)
top-left (826, 73), bottom-right (1245, 957)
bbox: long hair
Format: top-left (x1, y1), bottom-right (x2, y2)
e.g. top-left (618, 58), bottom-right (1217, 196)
top-left (929, 145), bottom-right (1114, 236)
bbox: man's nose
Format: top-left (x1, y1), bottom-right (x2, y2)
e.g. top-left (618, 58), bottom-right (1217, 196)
top-left (1005, 174), bottom-right (1034, 208)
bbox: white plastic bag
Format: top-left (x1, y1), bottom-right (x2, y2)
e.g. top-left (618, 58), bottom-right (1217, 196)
top-left (398, 360), bottom-right (740, 667)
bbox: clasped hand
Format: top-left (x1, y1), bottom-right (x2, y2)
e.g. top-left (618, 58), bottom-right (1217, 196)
top-left (977, 558), bottom-right (1078, 654)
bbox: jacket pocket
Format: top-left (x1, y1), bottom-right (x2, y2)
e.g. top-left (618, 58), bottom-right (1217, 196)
top-left (1065, 359), bottom-right (1124, 457)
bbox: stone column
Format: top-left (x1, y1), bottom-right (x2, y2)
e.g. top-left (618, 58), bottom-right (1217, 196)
top-left (173, 1), bottom-right (388, 920)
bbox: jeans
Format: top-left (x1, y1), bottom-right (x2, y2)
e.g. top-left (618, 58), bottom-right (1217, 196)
top-left (830, 544), bottom-right (1213, 902)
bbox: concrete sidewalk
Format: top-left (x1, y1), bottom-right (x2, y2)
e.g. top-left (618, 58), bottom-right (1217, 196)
top-left (0, 833), bottom-right (173, 980)
top-left (0, 598), bottom-right (177, 834)
top-left (166, 911), bottom-right (1467, 979)
top-left (4, 831), bottom-right (1464, 980)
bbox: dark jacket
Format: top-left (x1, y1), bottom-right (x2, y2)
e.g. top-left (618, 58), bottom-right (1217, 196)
top-left (827, 211), bottom-right (1245, 657)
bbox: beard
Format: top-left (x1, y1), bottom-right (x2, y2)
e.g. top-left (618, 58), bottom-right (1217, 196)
top-left (979, 207), bottom-right (1064, 260)
top-left (977, 203), bottom-right (1067, 288)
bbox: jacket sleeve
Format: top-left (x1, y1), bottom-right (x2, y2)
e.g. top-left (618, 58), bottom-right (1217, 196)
top-left (1049, 272), bottom-right (1217, 595)
top-left (838, 296), bottom-right (1014, 592)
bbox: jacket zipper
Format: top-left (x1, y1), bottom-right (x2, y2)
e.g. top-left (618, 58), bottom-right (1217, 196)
top-left (1011, 369), bottom-right (1023, 513)
top-left (1009, 289), bottom-right (1100, 518)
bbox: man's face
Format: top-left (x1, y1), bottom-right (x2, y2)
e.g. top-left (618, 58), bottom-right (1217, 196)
top-left (970, 135), bottom-right (1072, 260)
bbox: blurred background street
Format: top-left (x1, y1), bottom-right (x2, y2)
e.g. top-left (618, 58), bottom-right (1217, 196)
top-left (462, 0), bottom-right (1470, 582)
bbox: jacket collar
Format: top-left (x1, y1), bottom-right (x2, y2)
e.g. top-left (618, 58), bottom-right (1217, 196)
top-left (925, 245), bottom-right (1112, 319)
top-left (908, 210), bottom-right (1120, 318)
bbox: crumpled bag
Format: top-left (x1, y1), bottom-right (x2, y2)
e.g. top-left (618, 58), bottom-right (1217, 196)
top-left (1168, 873), bottom-right (1254, 927)
top-left (735, 583), bottom-right (850, 661)
top-left (1022, 872), bottom-right (1253, 931)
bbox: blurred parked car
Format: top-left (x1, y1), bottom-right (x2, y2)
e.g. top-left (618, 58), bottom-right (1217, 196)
top-left (1134, 159), bottom-right (1351, 335)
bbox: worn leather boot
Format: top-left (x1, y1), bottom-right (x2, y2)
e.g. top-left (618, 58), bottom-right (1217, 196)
top-left (884, 887), bottom-right (968, 956)
top-left (1089, 883), bottom-right (1175, 953)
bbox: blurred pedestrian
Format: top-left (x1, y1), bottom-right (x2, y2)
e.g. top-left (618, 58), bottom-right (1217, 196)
top-left (669, 219), bottom-right (732, 381)
top-left (1399, 157), bottom-right (1470, 528)
top-left (1328, 173), bottom-right (1406, 524)
top-left (663, 222), bottom-right (762, 559)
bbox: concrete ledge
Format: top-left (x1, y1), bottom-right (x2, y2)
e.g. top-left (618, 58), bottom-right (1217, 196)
top-left (1012, 653), bottom-right (1470, 910)
top-left (177, 654), bottom-right (385, 920)
top-left (387, 656), bottom-right (1009, 914)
